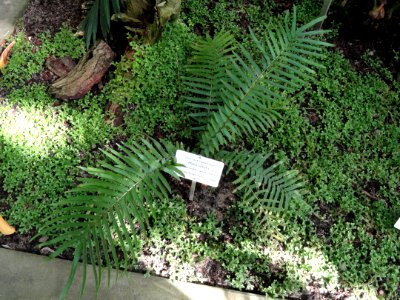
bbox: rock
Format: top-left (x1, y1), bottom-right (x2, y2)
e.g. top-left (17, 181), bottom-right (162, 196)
top-left (38, 236), bottom-right (49, 243)
top-left (48, 40), bottom-right (116, 100)
top-left (40, 246), bottom-right (55, 255)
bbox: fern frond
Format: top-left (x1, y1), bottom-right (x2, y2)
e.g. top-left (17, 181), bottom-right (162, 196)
top-left (188, 8), bottom-right (332, 155)
top-left (183, 31), bottom-right (236, 130)
top-left (219, 150), bottom-right (303, 214)
top-left (37, 139), bottom-right (181, 299)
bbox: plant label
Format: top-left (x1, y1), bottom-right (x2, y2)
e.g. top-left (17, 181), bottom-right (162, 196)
top-left (395, 218), bottom-right (400, 230)
top-left (175, 150), bottom-right (224, 187)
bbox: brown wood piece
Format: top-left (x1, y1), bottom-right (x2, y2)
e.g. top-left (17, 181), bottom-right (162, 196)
top-left (48, 40), bottom-right (116, 100)
top-left (46, 56), bottom-right (76, 77)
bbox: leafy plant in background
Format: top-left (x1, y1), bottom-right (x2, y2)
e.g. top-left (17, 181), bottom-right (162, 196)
top-left (37, 8), bottom-right (331, 299)
top-left (83, 0), bottom-right (124, 47)
top-left (101, 22), bottom-right (195, 140)
top-left (84, 0), bottom-right (181, 47)
top-left (112, 0), bottom-right (181, 44)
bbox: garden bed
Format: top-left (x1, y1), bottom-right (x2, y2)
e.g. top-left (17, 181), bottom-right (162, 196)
top-left (1, 0), bottom-right (399, 299)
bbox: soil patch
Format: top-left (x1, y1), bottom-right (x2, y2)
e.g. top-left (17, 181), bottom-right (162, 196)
top-left (194, 258), bottom-right (227, 286)
top-left (327, 1), bottom-right (400, 76)
top-left (0, 230), bottom-right (39, 254)
top-left (23, 0), bottom-right (85, 36)
top-left (188, 180), bottom-right (236, 221)
top-left (310, 201), bottom-right (335, 239)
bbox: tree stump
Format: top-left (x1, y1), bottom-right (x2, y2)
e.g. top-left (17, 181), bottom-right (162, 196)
top-left (48, 40), bottom-right (115, 100)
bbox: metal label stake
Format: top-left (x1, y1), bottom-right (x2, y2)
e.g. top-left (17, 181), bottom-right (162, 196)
top-left (189, 181), bottom-right (196, 201)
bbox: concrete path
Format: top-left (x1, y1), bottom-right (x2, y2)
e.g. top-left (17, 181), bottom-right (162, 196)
top-left (0, 0), bottom-right (29, 40)
top-left (0, 249), bottom-right (265, 300)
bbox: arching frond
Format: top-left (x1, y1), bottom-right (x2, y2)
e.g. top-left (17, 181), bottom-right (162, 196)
top-left (186, 8), bottom-right (332, 155)
top-left (36, 139), bottom-right (181, 299)
top-left (219, 150), bottom-right (303, 215)
top-left (183, 31), bottom-right (236, 130)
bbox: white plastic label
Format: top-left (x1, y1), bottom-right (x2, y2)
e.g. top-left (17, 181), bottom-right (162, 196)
top-left (175, 150), bottom-right (224, 187)
top-left (395, 218), bottom-right (400, 230)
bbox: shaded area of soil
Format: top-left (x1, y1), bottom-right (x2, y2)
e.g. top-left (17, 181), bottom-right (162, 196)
top-left (310, 201), bottom-right (335, 239)
top-left (194, 258), bottom-right (227, 286)
top-left (327, 0), bottom-right (400, 77)
top-left (0, 230), bottom-right (39, 254)
top-left (0, 178), bottom-right (9, 212)
top-left (23, 0), bottom-right (85, 36)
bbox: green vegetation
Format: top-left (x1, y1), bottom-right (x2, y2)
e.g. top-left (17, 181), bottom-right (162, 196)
top-left (257, 51), bottom-right (400, 297)
top-left (0, 26), bottom-right (84, 89)
top-left (0, 84), bottom-right (116, 231)
top-left (83, 0), bottom-right (124, 47)
top-left (102, 22), bottom-right (195, 139)
top-left (38, 11), bottom-right (331, 297)
top-left (0, 0), bottom-right (399, 299)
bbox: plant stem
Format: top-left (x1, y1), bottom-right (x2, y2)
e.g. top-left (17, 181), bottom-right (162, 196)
top-left (317, 0), bottom-right (333, 29)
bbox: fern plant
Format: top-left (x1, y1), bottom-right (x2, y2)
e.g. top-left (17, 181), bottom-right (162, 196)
top-left (37, 139), bottom-right (183, 298)
top-left (184, 9), bottom-right (331, 156)
top-left (183, 8), bottom-right (331, 221)
top-left (184, 31), bottom-right (237, 130)
top-left (37, 8), bottom-right (332, 299)
top-left (219, 150), bottom-right (303, 211)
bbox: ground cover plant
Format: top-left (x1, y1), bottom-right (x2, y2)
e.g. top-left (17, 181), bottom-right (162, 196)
top-left (0, 0), bottom-right (399, 299)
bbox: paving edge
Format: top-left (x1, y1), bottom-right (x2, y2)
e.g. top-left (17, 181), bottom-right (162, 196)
top-left (0, 248), bottom-right (266, 300)
top-left (0, 0), bottom-right (29, 40)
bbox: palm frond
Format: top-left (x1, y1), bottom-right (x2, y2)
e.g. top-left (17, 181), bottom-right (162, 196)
top-left (183, 31), bottom-right (236, 130)
top-left (219, 150), bottom-right (303, 215)
top-left (36, 139), bottom-right (181, 299)
top-left (83, 0), bottom-right (125, 48)
top-left (185, 8), bottom-right (332, 155)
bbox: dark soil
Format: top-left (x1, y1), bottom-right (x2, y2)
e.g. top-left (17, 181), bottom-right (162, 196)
top-left (327, 0), bottom-right (400, 77)
top-left (194, 258), bottom-right (228, 286)
top-left (170, 171), bottom-right (237, 220)
top-left (310, 201), bottom-right (335, 239)
top-left (23, 0), bottom-right (85, 37)
top-left (0, 229), bottom-right (39, 254)
top-left (0, 178), bottom-right (9, 211)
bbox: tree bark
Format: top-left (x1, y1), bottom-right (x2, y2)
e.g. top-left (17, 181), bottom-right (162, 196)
top-left (48, 40), bottom-right (115, 100)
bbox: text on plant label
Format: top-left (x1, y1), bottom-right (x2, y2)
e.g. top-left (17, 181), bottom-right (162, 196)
top-left (175, 150), bottom-right (224, 187)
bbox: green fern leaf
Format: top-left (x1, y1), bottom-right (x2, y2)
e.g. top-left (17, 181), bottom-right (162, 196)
top-left (36, 139), bottom-right (180, 299)
top-left (183, 31), bottom-right (236, 130)
top-left (186, 8), bottom-right (333, 155)
top-left (219, 150), bottom-right (303, 214)
top-left (100, 0), bottom-right (111, 39)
